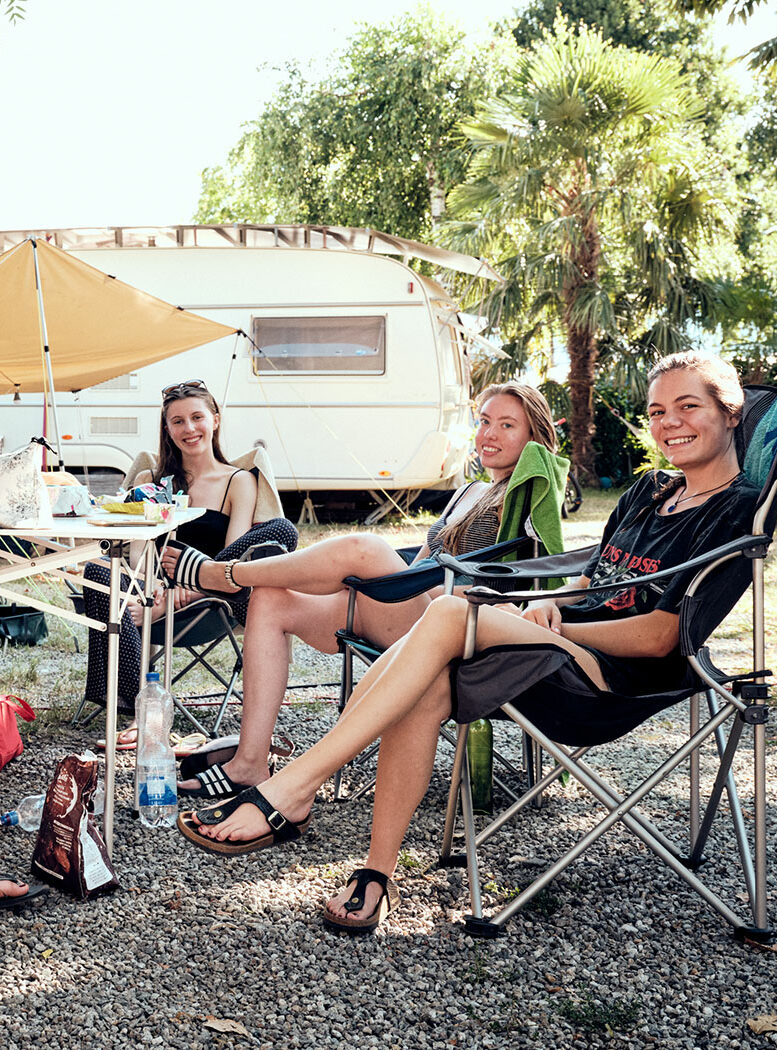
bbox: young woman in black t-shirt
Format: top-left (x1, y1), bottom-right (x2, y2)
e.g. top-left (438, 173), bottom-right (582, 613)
top-left (176, 352), bottom-right (760, 935)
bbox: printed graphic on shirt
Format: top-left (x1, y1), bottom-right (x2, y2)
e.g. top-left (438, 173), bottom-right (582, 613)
top-left (590, 541), bottom-right (663, 614)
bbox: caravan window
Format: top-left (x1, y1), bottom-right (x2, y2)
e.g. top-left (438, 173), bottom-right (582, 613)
top-left (251, 316), bottom-right (386, 374)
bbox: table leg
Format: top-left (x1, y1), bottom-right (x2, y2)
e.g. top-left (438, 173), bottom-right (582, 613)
top-left (163, 582), bottom-right (175, 692)
top-left (103, 539), bottom-right (122, 856)
top-left (134, 540), bottom-right (158, 814)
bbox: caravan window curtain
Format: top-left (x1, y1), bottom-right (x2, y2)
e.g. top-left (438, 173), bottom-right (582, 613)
top-left (251, 316), bottom-right (386, 374)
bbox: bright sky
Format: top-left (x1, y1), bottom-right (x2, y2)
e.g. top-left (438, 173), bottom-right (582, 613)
top-left (0, 0), bottom-right (772, 231)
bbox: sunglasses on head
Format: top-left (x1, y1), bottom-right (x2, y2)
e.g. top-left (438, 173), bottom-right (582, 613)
top-left (161, 379), bottom-right (208, 400)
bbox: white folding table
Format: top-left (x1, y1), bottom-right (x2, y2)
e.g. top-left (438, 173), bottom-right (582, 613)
top-left (0, 507), bottom-right (204, 853)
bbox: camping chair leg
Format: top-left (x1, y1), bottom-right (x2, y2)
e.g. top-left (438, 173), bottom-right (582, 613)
top-left (473, 700), bottom-right (750, 935)
top-left (689, 692), bottom-right (700, 843)
top-left (70, 697), bottom-right (102, 727)
top-left (332, 642), bottom-right (354, 801)
top-left (439, 723), bottom-right (469, 865)
top-left (687, 698), bottom-right (755, 902)
top-left (459, 749), bottom-right (488, 927)
top-left (753, 720), bottom-right (770, 935)
top-left (752, 555), bottom-right (770, 936)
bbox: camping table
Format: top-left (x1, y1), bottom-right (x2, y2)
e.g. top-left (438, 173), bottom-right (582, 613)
top-left (0, 507), bottom-right (204, 853)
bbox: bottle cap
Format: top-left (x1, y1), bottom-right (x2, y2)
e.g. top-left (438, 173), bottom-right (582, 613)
top-left (145, 671), bottom-right (160, 682)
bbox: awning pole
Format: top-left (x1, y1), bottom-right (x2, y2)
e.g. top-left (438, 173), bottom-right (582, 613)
top-left (30, 238), bottom-right (65, 469)
top-left (221, 331), bottom-right (241, 411)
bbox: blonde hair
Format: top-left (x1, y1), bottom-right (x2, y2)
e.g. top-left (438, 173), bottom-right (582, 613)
top-left (436, 382), bottom-right (556, 555)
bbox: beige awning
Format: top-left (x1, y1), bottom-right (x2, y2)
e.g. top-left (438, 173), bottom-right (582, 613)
top-left (0, 238), bottom-right (236, 393)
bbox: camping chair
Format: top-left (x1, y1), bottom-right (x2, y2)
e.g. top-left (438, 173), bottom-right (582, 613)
top-left (333, 534), bottom-right (537, 801)
top-left (71, 445), bottom-right (292, 735)
top-left (436, 384), bottom-right (777, 941)
top-left (333, 440), bottom-right (570, 800)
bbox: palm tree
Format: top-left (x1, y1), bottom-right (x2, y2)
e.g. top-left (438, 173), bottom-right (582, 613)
top-left (447, 18), bottom-right (737, 481)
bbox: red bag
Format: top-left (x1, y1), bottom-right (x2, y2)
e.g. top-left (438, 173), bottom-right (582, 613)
top-left (0, 695), bottom-right (35, 770)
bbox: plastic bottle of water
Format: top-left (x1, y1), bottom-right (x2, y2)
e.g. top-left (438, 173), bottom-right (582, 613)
top-left (1, 783), bottom-right (105, 831)
top-left (135, 671), bottom-right (178, 829)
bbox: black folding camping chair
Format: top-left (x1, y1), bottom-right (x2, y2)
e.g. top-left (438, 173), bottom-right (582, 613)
top-left (333, 534), bottom-right (537, 800)
top-left (437, 385), bottom-right (777, 941)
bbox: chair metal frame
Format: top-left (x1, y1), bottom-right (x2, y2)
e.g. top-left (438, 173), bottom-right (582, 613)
top-left (436, 474), bottom-right (775, 940)
top-left (332, 534), bottom-right (540, 801)
top-left (146, 596), bottom-right (244, 738)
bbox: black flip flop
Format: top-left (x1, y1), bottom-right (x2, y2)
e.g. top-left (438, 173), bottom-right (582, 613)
top-left (177, 786), bottom-right (311, 856)
top-left (0, 874), bottom-right (49, 913)
top-left (322, 868), bottom-right (400, 935)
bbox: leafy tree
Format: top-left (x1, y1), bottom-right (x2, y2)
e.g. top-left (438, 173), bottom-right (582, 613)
top-left (3, 1), bottom-right (25, 22)
top-left (510, 0), bottom-right (698, 52)
top-left (196, 11), bottom-right (513, 241)
top-left (673, 0), bottom-right (777, 78)
top-left (447, 17), bottom-right (739, 482)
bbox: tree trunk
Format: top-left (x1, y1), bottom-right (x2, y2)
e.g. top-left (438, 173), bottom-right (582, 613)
top-left (563, 191), bottom-right (602, 486)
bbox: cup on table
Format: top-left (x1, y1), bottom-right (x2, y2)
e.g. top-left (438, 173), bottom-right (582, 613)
top-left (143, 502), bottom-right (174, 524)
top-left (172, 494), bottom-right (190, 510)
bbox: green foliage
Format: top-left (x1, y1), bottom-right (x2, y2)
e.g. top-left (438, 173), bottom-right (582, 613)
top-left (446, 15), bottom-right (740, 478)
top-left (196, 10), bottom-right (513, 242)
top-left (3, 1), bottom-right (25, 23)
top-left (510, 0), bottom-right (700, 52)
top-left (558, 989), bottom-right (642, 1032)
top-left (672, 0), bottom-right (777, 78)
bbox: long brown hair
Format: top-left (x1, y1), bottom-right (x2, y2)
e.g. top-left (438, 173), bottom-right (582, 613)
top-left (436, 382), bottom-right (556, 555)
top-left (154, 382), bottom-right (230, 492)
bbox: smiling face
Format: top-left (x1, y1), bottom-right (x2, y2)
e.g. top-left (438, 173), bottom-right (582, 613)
top-left (647, 368), bottom-right (738, 474)
top-left (164, 396), bottom-right (219, 457)
top-left (475, 393), bottom-right (532, 481)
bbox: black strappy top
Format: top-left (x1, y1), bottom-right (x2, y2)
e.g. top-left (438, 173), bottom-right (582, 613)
top-left (175, 469), bottom-right (246, 559)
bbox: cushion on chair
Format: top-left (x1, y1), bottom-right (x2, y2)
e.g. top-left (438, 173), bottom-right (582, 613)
top-left (744, 396), bottom-right (777, 489)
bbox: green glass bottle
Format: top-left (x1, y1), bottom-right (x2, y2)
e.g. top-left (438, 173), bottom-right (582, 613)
top-left (467, 718), bottom-right (493, 815)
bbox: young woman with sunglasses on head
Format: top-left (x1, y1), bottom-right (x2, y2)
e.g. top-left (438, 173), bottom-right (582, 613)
top-left (175, 353), bottom-right (760, 935)
top-left (82, 380), bottom-right (297, 742)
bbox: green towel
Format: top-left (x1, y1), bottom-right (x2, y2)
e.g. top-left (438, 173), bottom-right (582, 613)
top-left (496, 441), bottom-right (569, 584)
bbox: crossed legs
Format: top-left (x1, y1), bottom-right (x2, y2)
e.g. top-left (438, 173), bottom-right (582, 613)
top-left (184, 594), bottom-right (608, 920)
top-left (177, 533), bottom-right (434, 791)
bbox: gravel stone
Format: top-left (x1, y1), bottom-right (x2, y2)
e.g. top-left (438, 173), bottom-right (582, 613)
top-left (1, 638), bottom-right (775, 1049)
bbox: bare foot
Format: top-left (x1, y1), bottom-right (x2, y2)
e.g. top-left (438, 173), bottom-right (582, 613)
top-left (0, 878), bottom-right (29, 900)
top-left (190, 778), bottom-right (313, 843)
top-left (325, 873), bottom-right (387, 922)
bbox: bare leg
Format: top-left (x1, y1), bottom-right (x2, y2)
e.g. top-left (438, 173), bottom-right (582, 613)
top-left (325, 670), bottom-right (450, 921)
top-left (162, 533), bottom-right (413, 597)
top-left (179, 539), bottom-right (433, 790)
top-left (187, 595), bottom-right (606, 843)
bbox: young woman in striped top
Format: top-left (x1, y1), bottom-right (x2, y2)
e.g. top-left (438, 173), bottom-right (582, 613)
top-left (161, 382), bottom-right (558, 801)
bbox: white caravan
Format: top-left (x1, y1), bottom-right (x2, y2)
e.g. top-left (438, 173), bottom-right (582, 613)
top-left (0, 225), bottom-right (498, 516)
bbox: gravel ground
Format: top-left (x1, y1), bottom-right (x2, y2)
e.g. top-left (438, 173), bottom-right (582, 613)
top-left (1, 503), bottom-right (775, 1049)
top-left (1, 641), bottom-right (776, 1050)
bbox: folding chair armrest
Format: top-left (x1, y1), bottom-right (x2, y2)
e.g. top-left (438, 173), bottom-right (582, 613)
top-left (342, 535), bottom-right (536, 605)
top-left (462, 533), bottom-right (770, 608)
top-left (438, 544), bottom-right (596, 585)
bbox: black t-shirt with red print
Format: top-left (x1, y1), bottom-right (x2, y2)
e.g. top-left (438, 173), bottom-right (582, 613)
top-left (560, 471), bottom-right (760, 694)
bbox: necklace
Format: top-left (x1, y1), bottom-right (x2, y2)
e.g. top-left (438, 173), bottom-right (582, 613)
top-left (665, 471), bottom-right (741, 513)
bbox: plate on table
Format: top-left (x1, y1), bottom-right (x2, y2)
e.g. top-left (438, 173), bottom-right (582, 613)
top-left (86, 515), bottom-right (154, 528)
